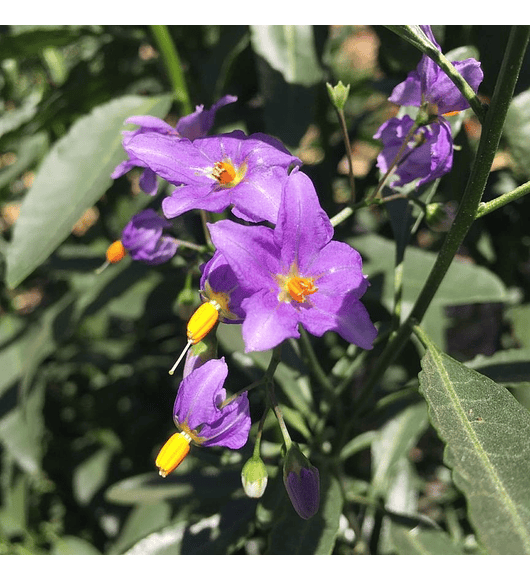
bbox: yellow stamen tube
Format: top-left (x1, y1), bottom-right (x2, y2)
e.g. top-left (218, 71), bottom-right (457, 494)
top-left (155, 432), bottom-right (192, 477)
top-left (168, 301), bottom-right (221, 375)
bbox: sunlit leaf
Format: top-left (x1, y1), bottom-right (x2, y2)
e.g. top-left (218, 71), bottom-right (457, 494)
top-left (5, 93), bottom-right (172, 289)
top-left (418, 335), bottom-right (530, 554)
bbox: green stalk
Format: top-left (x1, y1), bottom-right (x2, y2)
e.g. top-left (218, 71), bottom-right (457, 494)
top-left (476, 180), bottom-right (530, 218)
top-left (150, 25), bottom-right (193, 115)
top-left (358, 26), bottom-right (530, 408)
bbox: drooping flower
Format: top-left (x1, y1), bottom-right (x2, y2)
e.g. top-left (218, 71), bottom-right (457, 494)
top-left (155, 357), bottom-right (251, 477)
top-left (374, 114), bottom-right (453, 188)
top-left (208, 168), bottom-right (377, 352)
top-left (120, 208), bottom-right (177, 265)
top-left (389, 25), bottom-right (483, 116)
top-left (126, 129), bottom-right (301, 224)
top-left (111, 95), bottom-right (237, 195)
top-left (283, 443), bottom-right (320, 520)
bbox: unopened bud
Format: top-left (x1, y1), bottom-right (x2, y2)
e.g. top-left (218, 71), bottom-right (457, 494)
top-left (425, 201), bottom-right (457, 232)
top-left (241, 455), bottom-right (268, 498)
top-left (283, 443), bottom-right (320, 519)
top-left (326, 81), bottom-right (350, 111)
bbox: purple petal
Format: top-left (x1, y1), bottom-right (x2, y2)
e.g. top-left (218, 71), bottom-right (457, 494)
top-left (388, 70), bottom-right (422, 108)
top-left (161, 184), bottom-right (229, 218)
top-left (174, 358), bottom-right (229, 429)
top-left (139, 168), bottom-right (158, 196)
top-left (200, 392), bottom-right (251, 449)
top-left (274, 169), bottom-right (333, 269)
top-left (127, 133), bottom-right (213, 186)
top-left (241, 290), bottom-right (301, 352)
top-left (304, 240), bottom-right (369, 298)
top-left (208, 220), bottom-right (280, 292)
top-left (124, 115), bottom-right (178, 135)
top-left (175, 95), bottom-right (237, 141)
top-left (229, 165), bottom-right (288, 224)
top-left (425, 58), bottom-right (484, 114)
top-left (299, 291), bottom-right (377, 349)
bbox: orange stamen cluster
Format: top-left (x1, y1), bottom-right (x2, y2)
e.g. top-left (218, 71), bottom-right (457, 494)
top-left (287, 276), bottom-right (318, 303)
top-left (212, 160), bottom-right (237, 185)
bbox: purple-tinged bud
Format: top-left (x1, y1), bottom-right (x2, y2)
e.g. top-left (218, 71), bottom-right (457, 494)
top-left (283, 444), bottom-right (320, 520)
top-left (241, 455), bottom-right (268, 499)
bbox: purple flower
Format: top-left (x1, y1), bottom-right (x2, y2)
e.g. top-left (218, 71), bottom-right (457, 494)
top-left (389, 25), bottom-right (483, 116)
top-left (374, 114), bottom-right (453, 188)
top-left (126, 130), bottom-right (301, 224)
top-left (112, 95), bottom-right (237, 195)
top-left (208, 168), bottom-right (377, 352)
top-left (173, 357), bottom-right (251, 450)
top-left (121, 208), bottom-right (177, 265)
top-left (283, 443), bottom-right (320, 519)
top-left (199, 250), bottom-right (252, 324)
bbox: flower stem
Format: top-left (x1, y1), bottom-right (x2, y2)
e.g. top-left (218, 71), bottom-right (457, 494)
top-left (150, 25), bottom-right (193, 115)
top-left (476, 180), bottom-right (530, 218)
top-left (335, 107), bottom-right (356, 202)
top-left (357, 25), bottom-right (530, 409)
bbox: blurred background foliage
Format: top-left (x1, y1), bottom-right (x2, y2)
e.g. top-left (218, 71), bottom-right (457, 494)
top-left (1, 24), bottom-right (530, 555)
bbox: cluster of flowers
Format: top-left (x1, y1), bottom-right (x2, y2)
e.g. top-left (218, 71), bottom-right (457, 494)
top-left (107, 94), bottom-right (377, 519)
top-left (374, 25), bottom-right (483, 190)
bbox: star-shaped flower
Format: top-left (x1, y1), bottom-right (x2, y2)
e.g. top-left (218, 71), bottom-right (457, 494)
top-left (126, 130), bottom-right (301, 224)
top-left (208, 168), bottom-right (377, 352)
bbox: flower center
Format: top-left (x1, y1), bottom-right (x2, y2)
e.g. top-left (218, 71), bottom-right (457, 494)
top-left (211, 159), bottom-right (246, 188)
top-left (276, 264), bottom-right (318, 304)
top-left (287, 276), bottom-right (318, 303)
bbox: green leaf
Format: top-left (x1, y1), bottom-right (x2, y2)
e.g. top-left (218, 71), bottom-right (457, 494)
top-left (371, 402), bottom-right (429, 499)
top-left (5, 93), bottom-right (173, 289)
top-left (109, 502), bottom-right (172, 555)
top-left (390, 522), bottom-right (465, 555)
top-left (73, 448), bottom-right (115, 505)
top-left (0, 26), bottom-right (99, 59)
top-left (384, 25), bottom-right (440, 56)
top-left (249, 25), bottom-right (324, 86)
top-left (504, 88), bottom-right (530, 179)
top-left (267, 473), bottom-right (343, 554)
top-left (418, 333), bottom-right (530, 554)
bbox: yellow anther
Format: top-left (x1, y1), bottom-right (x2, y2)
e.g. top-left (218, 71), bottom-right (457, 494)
top-left (168, 300), bottom-right (221, 376)
top-left (155, 432), bottom-right (192, 477)
top-left (106, 240), bottom-right (127, 264)
top-left (187, 301), bottom-right (221, 344)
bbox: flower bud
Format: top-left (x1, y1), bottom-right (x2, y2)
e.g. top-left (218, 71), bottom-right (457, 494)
top-left (326, 81), bottom-right (350, 111)
top-left (241, 455), bottom-right (268, 498)
top-left (425, 201), bottom-right (457, 232)
top-left (283, 444), bottom-right (320, 519)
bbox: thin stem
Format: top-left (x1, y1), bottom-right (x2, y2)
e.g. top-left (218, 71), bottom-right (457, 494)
top-left (357, 25), bottom-right (530, 409)
top-left (476, 180), bottom-right (530, 218)
top-left (150, 25), bottom-right (193, 115)
top-left (298, 326), bottom-right (335, 396)
top-left (336, 107), bottom-right (356, 202)
top-left (367, 120), bottom-right (419, 202)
